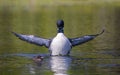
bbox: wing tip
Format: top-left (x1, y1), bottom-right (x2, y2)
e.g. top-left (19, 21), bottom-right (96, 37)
top-left (99, 29), bottom-right (105, 35)
top-left (96, 28), bottom-right (105, 36)
top-left (11, 31), bottom-right (20, 37)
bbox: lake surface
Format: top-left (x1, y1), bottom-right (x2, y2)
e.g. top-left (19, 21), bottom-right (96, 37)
top-left (0, 0), bottom-right (120, 75)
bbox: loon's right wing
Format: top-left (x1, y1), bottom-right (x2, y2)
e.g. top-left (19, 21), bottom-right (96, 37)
top-left (12, 32), bottom-right (51, 48)
top-left (69, 29), bottom-right (104, 46)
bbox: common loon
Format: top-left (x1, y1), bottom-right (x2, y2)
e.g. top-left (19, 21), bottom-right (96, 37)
top-left (12, 20), bottom-right (104, 56)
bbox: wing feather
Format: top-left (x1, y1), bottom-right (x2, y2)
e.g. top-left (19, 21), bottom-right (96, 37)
top-left (69, 29), bottom-right (104, 46)
top-left (12, 32), bottom-right (51, 48)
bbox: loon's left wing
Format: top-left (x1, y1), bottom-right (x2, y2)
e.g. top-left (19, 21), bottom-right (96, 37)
top-left (69, 29), bottom-right (104, 46)
top-left (12, 32), bottom-right (51, 48)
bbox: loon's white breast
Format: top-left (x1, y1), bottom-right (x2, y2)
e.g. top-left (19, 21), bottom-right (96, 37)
top-left (49, 33), bottom-right (72, 56)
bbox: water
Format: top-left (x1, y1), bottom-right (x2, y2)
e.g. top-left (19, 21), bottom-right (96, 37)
top-left (0, 0), bottom-right (120, 75)
top-left (0, 53), bottom-right (120, 75)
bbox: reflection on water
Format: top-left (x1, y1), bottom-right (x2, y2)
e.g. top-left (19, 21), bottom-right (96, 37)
top-left (49, 56), bottom-right (71, 75)
top-left (17, 54), bottom-right (72, 75)
top-left (27, 55), bottom-right (72, 75)
top-left (0, 52), bottom-right (120, 75)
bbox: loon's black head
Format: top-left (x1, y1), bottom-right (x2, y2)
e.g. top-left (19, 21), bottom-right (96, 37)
top-left (57, 20), bottom-right (64, 33)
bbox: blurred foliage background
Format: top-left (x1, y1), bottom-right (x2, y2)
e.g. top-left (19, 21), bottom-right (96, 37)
top-left (0, 0), bottom-right (120, 54)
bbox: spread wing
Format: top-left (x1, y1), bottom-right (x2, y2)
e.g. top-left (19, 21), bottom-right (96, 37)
top-left (12, 32), bottom-right (51, 48)
top-left (69, 29), bottom-right (104, 46)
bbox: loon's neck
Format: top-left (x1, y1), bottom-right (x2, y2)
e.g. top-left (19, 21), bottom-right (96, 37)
top-left (57, 28), bottom-right (64, 33)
